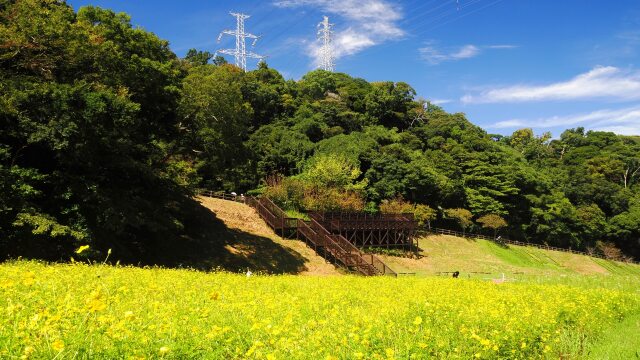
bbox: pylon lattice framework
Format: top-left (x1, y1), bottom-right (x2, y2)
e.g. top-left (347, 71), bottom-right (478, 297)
top-left (317, 16), bottom-right (335, 72)
top-left (216, 12), bottom-right (264, 71)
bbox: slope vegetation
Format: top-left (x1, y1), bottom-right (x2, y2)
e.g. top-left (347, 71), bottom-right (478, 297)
top-left (381, 235), bottom-right (640, 278)
top-left (198, 198), bottom-right (639, 279)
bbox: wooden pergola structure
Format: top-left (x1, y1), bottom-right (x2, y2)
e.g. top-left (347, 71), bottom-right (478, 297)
top-left (309, 212), bottom-right (418, 252)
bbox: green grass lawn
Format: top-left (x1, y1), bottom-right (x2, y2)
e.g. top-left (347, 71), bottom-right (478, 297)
top-left (383, 235), bottom-right (640, 280)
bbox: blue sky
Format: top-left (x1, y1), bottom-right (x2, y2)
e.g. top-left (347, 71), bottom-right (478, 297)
top-left (67, 0), bottom-right (640, 136)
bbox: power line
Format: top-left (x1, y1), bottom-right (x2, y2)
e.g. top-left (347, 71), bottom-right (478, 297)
top-left (317, 16), bottom-right (335, 71)
top-left (401, 0), bottom-right (456, 25)
top-left (416, 0), bottom-right (505, 34)
top-left (259, 9), bottom-right (316, 51)
top-left (404, 0), bottom-right (485, 35)
top-left (216, 12), bottom-right (264, 71)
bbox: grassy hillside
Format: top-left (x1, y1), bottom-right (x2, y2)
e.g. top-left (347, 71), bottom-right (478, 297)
top-left (199, 197), bottom-right (639, 280)
top-left (2, 261), bottom-right (639, 359)
top-left (379, 235), bottom-right (640, 280)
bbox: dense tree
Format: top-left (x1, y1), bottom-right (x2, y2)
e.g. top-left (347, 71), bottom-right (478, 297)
top-left (2, 2), bottom-right (639, 262)
top-left (2, 1), bottom-right (208, 263)
top-left (184, 48), bottom-right (214, 66)
top-left (178, 64), bottom-right (252, 190)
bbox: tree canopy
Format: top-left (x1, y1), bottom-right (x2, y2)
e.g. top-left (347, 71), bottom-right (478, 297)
top-left (2, 1), bottom-right (639, 262)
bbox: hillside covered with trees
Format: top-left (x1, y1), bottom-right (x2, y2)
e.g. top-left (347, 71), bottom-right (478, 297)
top-left (1, 0), bottom-right (639, 263)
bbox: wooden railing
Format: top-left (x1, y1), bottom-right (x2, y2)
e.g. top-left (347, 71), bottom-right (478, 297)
top-left (305, 218), bottom-right (395, 276)
top-left (196, 189), bottom-right (246, 202)
top-left (363, 253), bottom-right (396, 276)
top-left (198, 191), bottom-right (396, 276)
top-left (198, 191), bottom-right (638, 266)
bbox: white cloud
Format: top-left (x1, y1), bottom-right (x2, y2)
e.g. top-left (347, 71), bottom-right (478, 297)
top-left (490, 105), bottom-right (640, 135)
top-left (419, 43), bottom-right (514, 65)
top-left (462, 66), bottom-right (640, 104)
top-left (429, 99), bottom-right (452, 105)
top-left (274, 0), bottom-right (404, 65)
top-left (487, 44), bottom-right (519, 49)
top-left (333, 28), bottom-right (376, 56)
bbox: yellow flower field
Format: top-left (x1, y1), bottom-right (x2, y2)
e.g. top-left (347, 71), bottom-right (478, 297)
top-left (1, 261), bottom-right (638, 359)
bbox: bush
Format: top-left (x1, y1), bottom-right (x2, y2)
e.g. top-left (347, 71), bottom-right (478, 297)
top-left (379, 196), bottom-right (413, 214)
top-left (263, 176), bottom-right (305, 211)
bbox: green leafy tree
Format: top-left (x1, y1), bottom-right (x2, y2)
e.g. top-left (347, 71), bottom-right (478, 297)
top-left (184, 48), bottom-right (213, 65)
top-left (179, 64), bottom-right (252, 190)
top-left (0, 1), bottom-right (197, 262)
top-left (575, 204), bottom-right (607, 245)
top-left (414, 204), bottom-right (437, 230)
top-left (476, 214), bottom-right (507, 238)
top-left (444, 208), bottom-right (473, 235)
top-left (301, 154), bottom-right (367, 191)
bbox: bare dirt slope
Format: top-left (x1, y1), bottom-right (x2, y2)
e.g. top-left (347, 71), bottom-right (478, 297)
top-left (197, 197), bottom-right (339, 276)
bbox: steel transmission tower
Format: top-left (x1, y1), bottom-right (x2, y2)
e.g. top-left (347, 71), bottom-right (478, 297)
top-left (317, 16), bottom-right (335, 71)
top-left (216, 12), bottom-right (264, 71)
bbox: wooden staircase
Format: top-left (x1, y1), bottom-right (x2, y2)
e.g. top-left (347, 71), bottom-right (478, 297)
top-left (244, 196), bottom-right (396, 276)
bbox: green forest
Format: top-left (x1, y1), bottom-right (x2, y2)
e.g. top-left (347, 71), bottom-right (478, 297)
top-left (1, 0), bottom-right (639, 263)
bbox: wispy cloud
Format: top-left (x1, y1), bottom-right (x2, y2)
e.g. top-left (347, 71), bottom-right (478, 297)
top-left (419, 42), bottom-right (516, 65)
top-left (487, 44), bottom-right (518, 49)
top-left (490, 105), bottom-right (640, 136)
top-left (274, 0), bottom-right (404, 64)
top-left (462, 66), bottom-right (640, 104)
top-left (429, 99), bottom-right (452, 105)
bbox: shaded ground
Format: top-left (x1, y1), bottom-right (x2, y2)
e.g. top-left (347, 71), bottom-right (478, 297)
top-left (196, 197), bottom-right (339, 276)
top-left (98, 195), bottom-right (312, 274)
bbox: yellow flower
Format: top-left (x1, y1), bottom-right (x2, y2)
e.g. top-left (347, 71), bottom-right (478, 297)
top-left (86, 290), bottom-right (107, 312)
top-left (159, 346), bottom-right (170, 355)
top-left (75, 245), bottom-right (90, 254)
top-left (51, 339), bottom-right (65, 352)
top-left (385, 348), bottom-right (395, 359)
top-left (124, 311), bottom-right (134, 319)
top-left (86, 298), bottom-right (106, 312)
top-left (21, 345), bottom-right (35, 360)
top-left (413, 316), bottom-right (423, 326)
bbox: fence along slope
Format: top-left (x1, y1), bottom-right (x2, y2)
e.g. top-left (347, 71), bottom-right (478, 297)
top-left (430, 228), bottom-right (639, 264)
